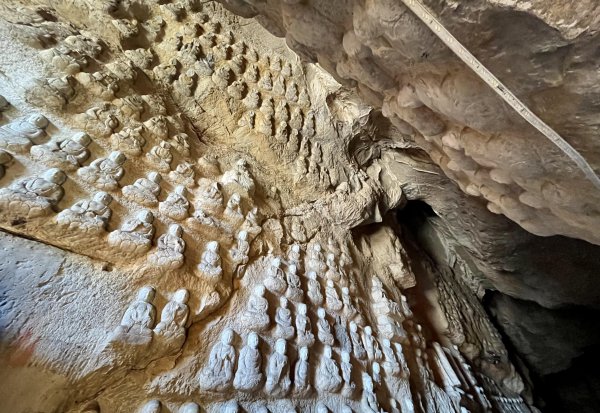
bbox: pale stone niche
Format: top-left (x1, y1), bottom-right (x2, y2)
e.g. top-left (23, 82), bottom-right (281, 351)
top-left (0, 0), bottom-right (558, 412)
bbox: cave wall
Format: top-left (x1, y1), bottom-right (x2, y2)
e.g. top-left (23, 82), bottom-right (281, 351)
top-left (0, 0), bottom-right (598, 412)
top-left (0, 0), bottom-right (537, 412)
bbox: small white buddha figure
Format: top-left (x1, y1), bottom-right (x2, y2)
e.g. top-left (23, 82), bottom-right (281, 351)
top-left (197, 240), bottom-right (223, 280)
top-left (0, 113), bottom-right (49, 153)
top-left (0, 167), bottom-right (66, 219)
top-left (110, 286), bottom-right (156, 345)
top-left (241, 284), bottom-right (270, 331)
top-left (78, 150), bottom-right (126, 190)
top-left (148, 224), bottom-right (186, 269)
top-left (159, 185), bottom-right (190, 221)
top-left (57, 191), bottom-right (112, 234)
top-left (122, 171), bottom-right (162, 206)
top-left (107, 210), bottom-right (155, 256)
top-left (30, 131), bottom-right (91, 170)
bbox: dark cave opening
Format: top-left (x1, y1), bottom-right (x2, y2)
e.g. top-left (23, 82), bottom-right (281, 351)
top-left (396, 199), bottom-right (600, 413)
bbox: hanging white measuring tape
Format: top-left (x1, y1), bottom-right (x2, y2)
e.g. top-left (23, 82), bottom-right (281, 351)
top-left (400, 0), bottom-right (600, 190)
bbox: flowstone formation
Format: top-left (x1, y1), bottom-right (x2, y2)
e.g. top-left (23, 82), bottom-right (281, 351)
top-left (0, 1), bottom-right (597, 412)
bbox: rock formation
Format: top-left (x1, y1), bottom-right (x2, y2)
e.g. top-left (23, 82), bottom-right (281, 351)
top-left (0, 1), bottom-right (598, 412)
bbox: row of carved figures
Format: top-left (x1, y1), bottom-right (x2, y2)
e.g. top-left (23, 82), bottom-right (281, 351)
top-left (0, 113), bottom-right (254, 189)
top-left (230, 240), bottom-right (502, 412)
top-left (109, 286), bottom-right (189, 349)
top-left (166, 19), bottom-right (311, 105)
top-left (133, 398), bottom-right (357, 413)
top-left (0, 102), bottom-right (186, 162)
top-left (197, 284), bottom-right (479, 413)
top-left (0, 105), bottom-right (256, 192)
top-left (0, 164), bottom-right (259, 265)
top-left (230, 244), bottom-right (421, 411)
top-left (55, 178), bottom-right (255, 228)
top-left (0, 117), bottom-right (259, 227)
top-left (238, 93), bottom-right (315, 137)
top-left (198, 326), bottom-right (392, 412)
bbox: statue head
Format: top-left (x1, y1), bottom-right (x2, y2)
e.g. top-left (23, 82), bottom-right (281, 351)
top-left (169, 223), bottom-right (183, 237)
top-left (93, 191), bottom-right (112, 205)
top-left (342, 287), bottom-right (349, 295)
top-left (316, 402), bottom-right (328, 413)
top-left (254, 284), bottom-right (265, 297)
top-left (279, 296), bottom-right (288, 308)
top-left (109, 151), bottom-right (126, 165)
top-left (237, 230), bottom-right (248, 241)
top-left (228, 193), bottom-right (240, 205)
top-left (175, 162), bottom-right (190, 173)
top-left (349, 321), bottom-right (357, 332)
top-left (372, 361), bottom-right (381, 374)
top-left (172, 132), bottom-right (189, 145)
top-left (326, 253), bottom-right (335, 265)
top-left (298, 303), bottom-right (307, 315)
top-left (341, 350), bottom-right (350, 363)
top-left (145, 115), bottom-right (166, 129)
top-left (140, 399), bottom-right (161, 413)
top-left (148, 171), bottom-right (162, 183)
top-left (137, 286), bottom-right (155, 302)
top-left (317, 307), bottom-right (326, 319)
top-left (206, 240), bottom-right (219, 252)
top-left (308, 271), bottom-right (317, 280)
top-left (72, 132), bottom-right (92, 147)
top-left (299, 346), bottom-right (308, 360)
top-left (271, 256), bottom-right (281, 268)
top-left (105, 114), bottom-right (119, 129)
top-left (28, 113), bottom-right (49, 129)
top-left (247, 331), bottom-right (259, 348)
top-left (364, 326), bottom-right (373, 336)
top-left (137, 210), bottom-right (154, 223)
top-left (173, 288), bottom-right (189, 304)
top-left (326, 279), bottom-right (334, 288)
top-left (43, 168), bottom-right (66, 185)
top-left (275, 338), bottom-right (286, 354)
top-left (223, 400), bottom-right (239, 413)
top-left (372, 276), bottom-right (383, 288)
top-left (323, 345), bottom-right (332, 358)
top-left (221, 327), bottom-right (234, 344)
top-left (382, 338), bottom-right (391, 349)
top-left (313, 243), bottom-right (321, 253)
top-left (178, 402), bottom-right (199, 413)
top-left (287, 264), bottom-right (297, 275)
top-left (291, 243), bottom-right (300, 253)
top-left (174, 185), bottom-right (187, 196)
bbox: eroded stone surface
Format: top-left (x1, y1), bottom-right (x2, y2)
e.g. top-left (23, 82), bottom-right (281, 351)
top-left (0, 0), bottom-right (597, 412)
